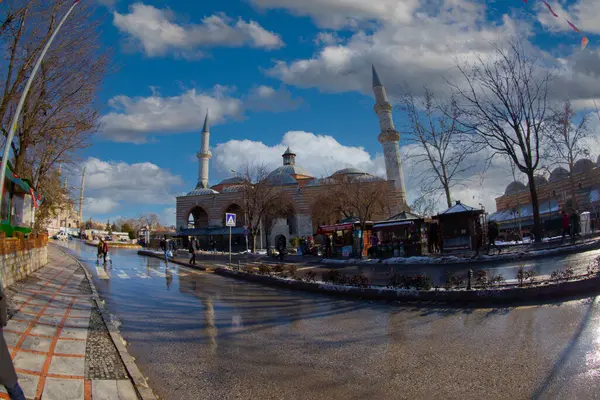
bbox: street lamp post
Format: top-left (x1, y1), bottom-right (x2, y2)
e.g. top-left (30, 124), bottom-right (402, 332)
top-left (0, 0), bottom-right (82, 231)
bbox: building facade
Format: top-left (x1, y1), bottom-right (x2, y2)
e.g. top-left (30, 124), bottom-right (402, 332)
top-left (489, 158), bottom-right (600, 237)
top-left (175, 67), bottom-right (410, 250)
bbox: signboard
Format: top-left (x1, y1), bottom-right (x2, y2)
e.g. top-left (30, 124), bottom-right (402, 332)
top-left (225, 213), bottom-right (236, 227)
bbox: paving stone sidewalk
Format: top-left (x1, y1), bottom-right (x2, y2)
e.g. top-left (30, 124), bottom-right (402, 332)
top-left (1, 250), bottom-right (137, 400)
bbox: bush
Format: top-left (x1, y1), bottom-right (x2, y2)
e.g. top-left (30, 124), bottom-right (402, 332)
top-left (246, 265), bottom-right (256, 274)
top-left (323, 269), bottom-right (343, 284)
top-left (444, 271), bottom-right (454, 290)
top-left (303, 270), bottom-right (316, 282)
top-left (588, 256), bottom-right (600, 277)
top-left (258, 263), bottom-right (272, 275)
top-left (561, 267), bottom-right (574, 281)
top-left (489, 274), bottom-right (505, 287)
top-left (409, 274), bottom-right (432, 291)
top-left (516, 267), bottom-right (537, 286)
top-left (551, 270), bottom-right (562, 283)
top-left (287, 265), bottom-right (297, 279)
top-left (475, 270), bottom-right (488, 289)
top-left (273, 264), bottom-right (285, 274)
top-left (349, 273), bottom-right (371, 288)
top-left (387, 273), bottom-right (406, 289)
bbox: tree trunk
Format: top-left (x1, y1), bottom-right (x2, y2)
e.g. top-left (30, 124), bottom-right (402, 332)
top-left (443, 183), bottom-right (452, 209)
top-left (527, 172), bottom-right (542, 243)
top-left (251, 231), bottom-right (257, 252)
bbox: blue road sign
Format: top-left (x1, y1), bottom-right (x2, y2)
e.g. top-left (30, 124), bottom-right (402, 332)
top-left (225, 213), bottom-right (236, 227)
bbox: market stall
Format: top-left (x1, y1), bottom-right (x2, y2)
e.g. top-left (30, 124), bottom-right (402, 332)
top-left (316, 218), bottom-right (372, 257)
top-left (436, 201), bottom-right (484, 252)
top-left (1, 162), bottom-right (40, 237)
top-left (371, 211), bottom-right (425, 258)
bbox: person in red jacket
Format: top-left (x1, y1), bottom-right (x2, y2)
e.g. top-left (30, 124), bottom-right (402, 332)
top-left (102, 240), bottom-right (109, 264)
top-left (561, 210), bottom-right (570, 243)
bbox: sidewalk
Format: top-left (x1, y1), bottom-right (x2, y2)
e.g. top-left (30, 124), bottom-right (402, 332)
top-left (1, 249), bottom-right (138, 400)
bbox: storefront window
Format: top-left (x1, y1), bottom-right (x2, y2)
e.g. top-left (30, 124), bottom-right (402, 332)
top-left (11, 193), bottom-right (24, 226)
top-left (1, 180), bottom-right (10, 222)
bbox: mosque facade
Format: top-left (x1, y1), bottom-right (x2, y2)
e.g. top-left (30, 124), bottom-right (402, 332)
top-left (490, 158), bottom-right (600, 234)
top-left (175, 67), bottom-right (409, 250)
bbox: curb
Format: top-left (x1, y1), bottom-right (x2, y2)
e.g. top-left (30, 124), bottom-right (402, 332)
top-left (137, 249), bottom-right (600, 306)
top-left (53, 245), bottom-right (158, 400)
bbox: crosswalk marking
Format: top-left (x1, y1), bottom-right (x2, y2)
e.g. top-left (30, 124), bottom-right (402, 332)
top-left (137, 273), bottom-right (151, 279)
top-left (152, 270), bottom-right (166, 277)
top-left (116, 271), bottom-right (130, 279)
top-left (95, 267), bottom-right (110, 280)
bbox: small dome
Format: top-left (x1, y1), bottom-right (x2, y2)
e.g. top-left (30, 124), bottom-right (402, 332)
top-left (528, 175), bottom-right (548, 188)
top-left (333, 167), bottom-right (366, 176)
top-left (186, 186), bottom-right (219, 196)
top-left (268, 165), bottom-right (313, 185)
top-left (505, 181), bottom-right (527, 195)
top-left (549, 167), bottom-right (569, 182)
top-left (572, 159), bottom-right (594, 175)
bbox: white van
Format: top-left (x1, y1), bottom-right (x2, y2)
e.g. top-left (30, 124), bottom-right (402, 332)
top-left (53, 231), bottom-right (69, 241)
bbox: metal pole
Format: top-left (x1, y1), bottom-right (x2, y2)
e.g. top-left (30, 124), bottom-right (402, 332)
top-left (244, 211), bottom-right (248, 252)
top-left (0, 0), bottom-right (81, 223)
top-left (229, 225), bottom-right (232, 267)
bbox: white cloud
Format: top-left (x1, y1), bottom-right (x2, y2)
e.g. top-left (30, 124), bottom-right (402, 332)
top-left (314, 32), bottom-right (343, 46)
top-left (244, 85), bottom-right (303, 112)
top-left (249, 0), bottom-right (420, 29)
top-left (160, 207), bottom-right (177, 227)
top-left (71, 158), bottom-right (183, 219)
top-left (86, 197), bottom-right (119, 214)
top-left (100, 85), bottom-right (243, 143)
top-left (113, 3), bottom-right (284, 57)
top-left (211, 130), bottom-right (386, 179)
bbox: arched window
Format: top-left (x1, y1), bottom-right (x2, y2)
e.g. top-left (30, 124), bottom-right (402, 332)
top-left (188, 207), bottom-right (209, 229)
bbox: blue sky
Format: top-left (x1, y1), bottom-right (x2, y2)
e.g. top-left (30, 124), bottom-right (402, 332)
top-left (72, 0), bottom-right (600, 225)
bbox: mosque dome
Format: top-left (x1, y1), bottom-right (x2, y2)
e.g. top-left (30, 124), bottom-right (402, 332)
top-left (549, 167), bottom-right (569, 182)
top-left (504, 181), bottom-right (527, 195)
top-left (528, 175), bottom-right (548, 188)
top-left (572, 158), bottom-right (594, 175)
top-left (268, 165), bottom-right (314, 185)
top-left (333, 167), bottom-right (366, 176)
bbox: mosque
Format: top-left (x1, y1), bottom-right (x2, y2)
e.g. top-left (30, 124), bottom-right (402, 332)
top-left (175, 67), bottom-right (410, 250)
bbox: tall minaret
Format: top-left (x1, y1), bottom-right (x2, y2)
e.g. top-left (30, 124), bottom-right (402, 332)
top-left (197, 110), bottom-right (211, 188)
top-left (372, 65), bottom-right (407, 207)
top-left (79, 166), bottom-right (85, 224)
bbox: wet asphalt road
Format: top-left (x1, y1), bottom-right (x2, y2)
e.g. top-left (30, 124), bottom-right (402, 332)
top-left (57, 240), bottom-right (600, 399)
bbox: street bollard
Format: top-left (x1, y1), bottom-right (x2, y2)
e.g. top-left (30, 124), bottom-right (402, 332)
top-left (467, 269), bottom-right (473, 290)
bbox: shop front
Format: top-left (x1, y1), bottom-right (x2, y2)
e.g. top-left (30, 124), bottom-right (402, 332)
top-left (316, 220), bottom-right (371, 257)
top-left (372, 212), bottom-right (426, 258)
top-left (1, 162), bottom-right (40, 237)
top-left (437, 201), bottom-right (484, 252)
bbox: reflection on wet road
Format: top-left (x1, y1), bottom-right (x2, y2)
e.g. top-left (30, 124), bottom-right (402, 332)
top-left (58, 241), bottom-right (600, 399)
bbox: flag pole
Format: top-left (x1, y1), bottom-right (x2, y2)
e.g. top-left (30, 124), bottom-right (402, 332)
top-left (0, 0), bottom-right (82, 238)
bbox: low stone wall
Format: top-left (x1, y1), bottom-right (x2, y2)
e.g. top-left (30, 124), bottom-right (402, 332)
top-left (0, 233), bottom-right (48, 289)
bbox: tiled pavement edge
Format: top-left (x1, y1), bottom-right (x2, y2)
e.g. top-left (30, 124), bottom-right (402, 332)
top-left (51, 245), bottom-right (158, 400)
top-left (0, 246), bottom-right (156, 400)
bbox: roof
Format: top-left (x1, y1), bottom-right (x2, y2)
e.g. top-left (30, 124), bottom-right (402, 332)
top-left (488, 199), bottom-right (559, 222)
top-left (283, 147), bottom-right (295, 156)
top-left (185, 185), bottom-right (219, 196)
top-left (373, 211), bottom-right (423, 228)
top-left (202, 110), bottom-right (209, 133)
top-left (573, 158), bottom-right (594, 175)
top-left (505, 181), bottom-right (526, 195)
top-left (549, 167), bottom-right (568, 182)
top-left (439, 201), bottom-right (481, 215)
top-left (372, 65), bottom-right (383, 87)
top-left (333, 167), bottom-right (365, 175)
top-left (268, 164), bottom-right (314, 185)
top-left (216, 176), bottom-right (245, 186)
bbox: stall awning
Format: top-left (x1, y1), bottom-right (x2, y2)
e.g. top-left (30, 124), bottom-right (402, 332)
top-left (178, 226), bottom-right (244, 236)
top-left (317, 223), bottom-right (354, 233)
top-left (373, 220), bottom-right (419, 229)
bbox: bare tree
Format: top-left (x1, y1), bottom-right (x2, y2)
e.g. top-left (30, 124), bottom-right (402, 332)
top-left (0, 0), bottom-right (110, 230)
top-left (410, 192), bottom-right (438, 217)
top-left (399, 88), bottom-right (478, 208)
top-left (544, 100), bottom-right (591, 211)
top-left (238, 163), bottom-right (289, 252)
top-left (450, 40), bottom-right (551, 242)
top-left (315, 175), bottom-right (392, 254)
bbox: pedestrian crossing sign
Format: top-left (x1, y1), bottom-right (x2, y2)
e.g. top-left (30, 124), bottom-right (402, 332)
top-left (225, 213), bottom-right (236, 227)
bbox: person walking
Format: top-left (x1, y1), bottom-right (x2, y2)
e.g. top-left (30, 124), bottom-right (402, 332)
top-left (1, 289), bottom-right (26, 400)
top-left (561, 210), bottom-right (570, 243)
top-left (97, 239), bottom-right (104, 263)
top-left (487, 220), bottom-right (501, 255)
top-left (102, 239), bottom-right (109, 264)
top-left (324, 235), bottom-right (332, 258)
top-left (189, 238), bottom-right (197, 265)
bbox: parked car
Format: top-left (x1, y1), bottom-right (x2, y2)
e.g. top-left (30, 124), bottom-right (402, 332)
top-left (52, 231), bottom-right (69, 241)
